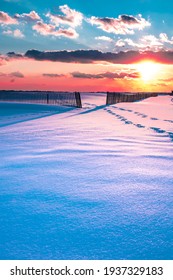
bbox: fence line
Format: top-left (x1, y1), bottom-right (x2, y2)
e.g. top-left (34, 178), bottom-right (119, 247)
top-left (0, 91), bottom-right (171, 108)
top-left (106, 92), bottom-right (166, 105)
top-left (0, 91), bottom-right (82, 108)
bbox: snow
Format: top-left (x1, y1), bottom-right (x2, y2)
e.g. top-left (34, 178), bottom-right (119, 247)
top-left (0, 94), bottom-right (173, 260)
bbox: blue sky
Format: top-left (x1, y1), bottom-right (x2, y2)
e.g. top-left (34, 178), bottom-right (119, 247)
top-left (2, 0), bottom-right (173, 16)
top-left (1, 0), bottom-right (173, 53)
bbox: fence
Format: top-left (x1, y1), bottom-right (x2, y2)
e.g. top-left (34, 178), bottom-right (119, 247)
top-left (0, 90), bottom-right (171, 107)
top-left (0, 91), bottom-right (82, 108)
top-left (106, 92), bottom-right (160, 105)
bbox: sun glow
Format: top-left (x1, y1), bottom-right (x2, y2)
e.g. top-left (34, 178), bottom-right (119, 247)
top-left (136, 61), bottom-right (161, 82)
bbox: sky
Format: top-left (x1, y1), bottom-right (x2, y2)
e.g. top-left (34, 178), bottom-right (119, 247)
top-left (0, 0), bottom-right (173, 92)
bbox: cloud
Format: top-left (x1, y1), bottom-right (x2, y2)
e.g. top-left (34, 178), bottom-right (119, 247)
top-left (89, 14), bottom-right (150, 35)
top-left (115, 35), bottom-right (167, 51)
top-left (32, 21), bottom-right (57, 35)
top-left (13, 29), bottom-right (24, 38)
top-left (3, 49), bottom-right (173, 65)
top-left (160, 33), bottom-right (169, 42)
top-left (115, 39), bottom-right (126, 47)
top-left (14, 11), bottom-right (41, 22)
top-left (7, 52), bottom-right (23, 58)
top-left (2, 29), bottom-right (12, 35)
top-left (3, 28), bottom-right (25, 38)
top-left (0, 52), bottom-right (24, 66)
top-left (24, 49), bottom-right (173, 64)
top-left (42, 73), bottom-right (66, 78)
top-left (95, 36), bottom-right (113, 42)
top-left (122, 38), bottom-right (144, 48)
top-left (25, 49), bottom-right (105, 63)
top-left (32, 21), bottom-right (78, 38)
top-left (141, 35), bottom-right (163, 48)
top-left (71, 71), bottom-right (140, 79)
top-left (47, 4), bottom-right (83, 27)
top-left (57, 28), bottom-right (78, 38)
top-left (0, 52), bottom-right (29, 68)
top-left (159, 33), bottom-right (173, 44)
top-left (0, 71), bottom-right (24, 78)
top-left (10, 71), bottom-right (24, 78)
top-left (158, 77), bottom-right (173, 82)
top-left (0, 11), bottom-right (18, 25)
top-left (115, 38), bottom-right (146, 49)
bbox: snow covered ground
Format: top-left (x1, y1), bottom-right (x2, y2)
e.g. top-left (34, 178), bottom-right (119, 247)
top-left (0, 94), bottom-right (173, 260)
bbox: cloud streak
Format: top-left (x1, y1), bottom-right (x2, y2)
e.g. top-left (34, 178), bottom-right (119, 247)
top-left (0, 71), bottom-right (24, 78)
top-left (42, 73), bottom-right (66, 78)
top-left (71, 71), bottom-right (140, 79)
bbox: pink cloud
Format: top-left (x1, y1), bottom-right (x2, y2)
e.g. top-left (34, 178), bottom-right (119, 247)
top-left (0, 11), bottom-right (18, 25)
top-left (14, 11), bottom-right (41, 22)
top-left (32, 21), bottom-right (78, 38)
top-left (13, 29), bottom-right (25, 38)
top-left (89, 14), bottom-right (150, 35)
top-left (32, 22), bottom-right (56, 35)
top-left (47, 4), bottom-right (83, 27)
top-left (56, 28), bottom-right (78, 38)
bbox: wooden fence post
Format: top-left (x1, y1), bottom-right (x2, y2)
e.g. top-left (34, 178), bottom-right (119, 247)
top-left (75, 92), bottom-right (82, 108)
top-left (46, 93), bottom-right (49, 104)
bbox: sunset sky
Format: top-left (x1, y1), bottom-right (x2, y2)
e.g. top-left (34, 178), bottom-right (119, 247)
top-left (0, 0), bottom-right (173, 92)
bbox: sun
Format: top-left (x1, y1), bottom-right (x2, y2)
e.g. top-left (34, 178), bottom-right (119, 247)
top-left (136, 61), bottom-right (161, 82)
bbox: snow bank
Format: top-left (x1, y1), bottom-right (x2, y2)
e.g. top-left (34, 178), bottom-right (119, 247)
top-left (0, 95), bottom-right (172, 259)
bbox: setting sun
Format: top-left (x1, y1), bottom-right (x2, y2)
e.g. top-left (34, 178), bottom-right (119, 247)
top-left (136, 61), bottom-right (161, 82)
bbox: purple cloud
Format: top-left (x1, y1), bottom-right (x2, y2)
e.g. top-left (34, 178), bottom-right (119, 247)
top-left (42, 73), bottom-right (66, 78)
top-left (0, 71), bottom-right (24, 78)
top-left (71, 71), bottom-right (140, 79)
top-left (24, 49), bottom-right (173, 64)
